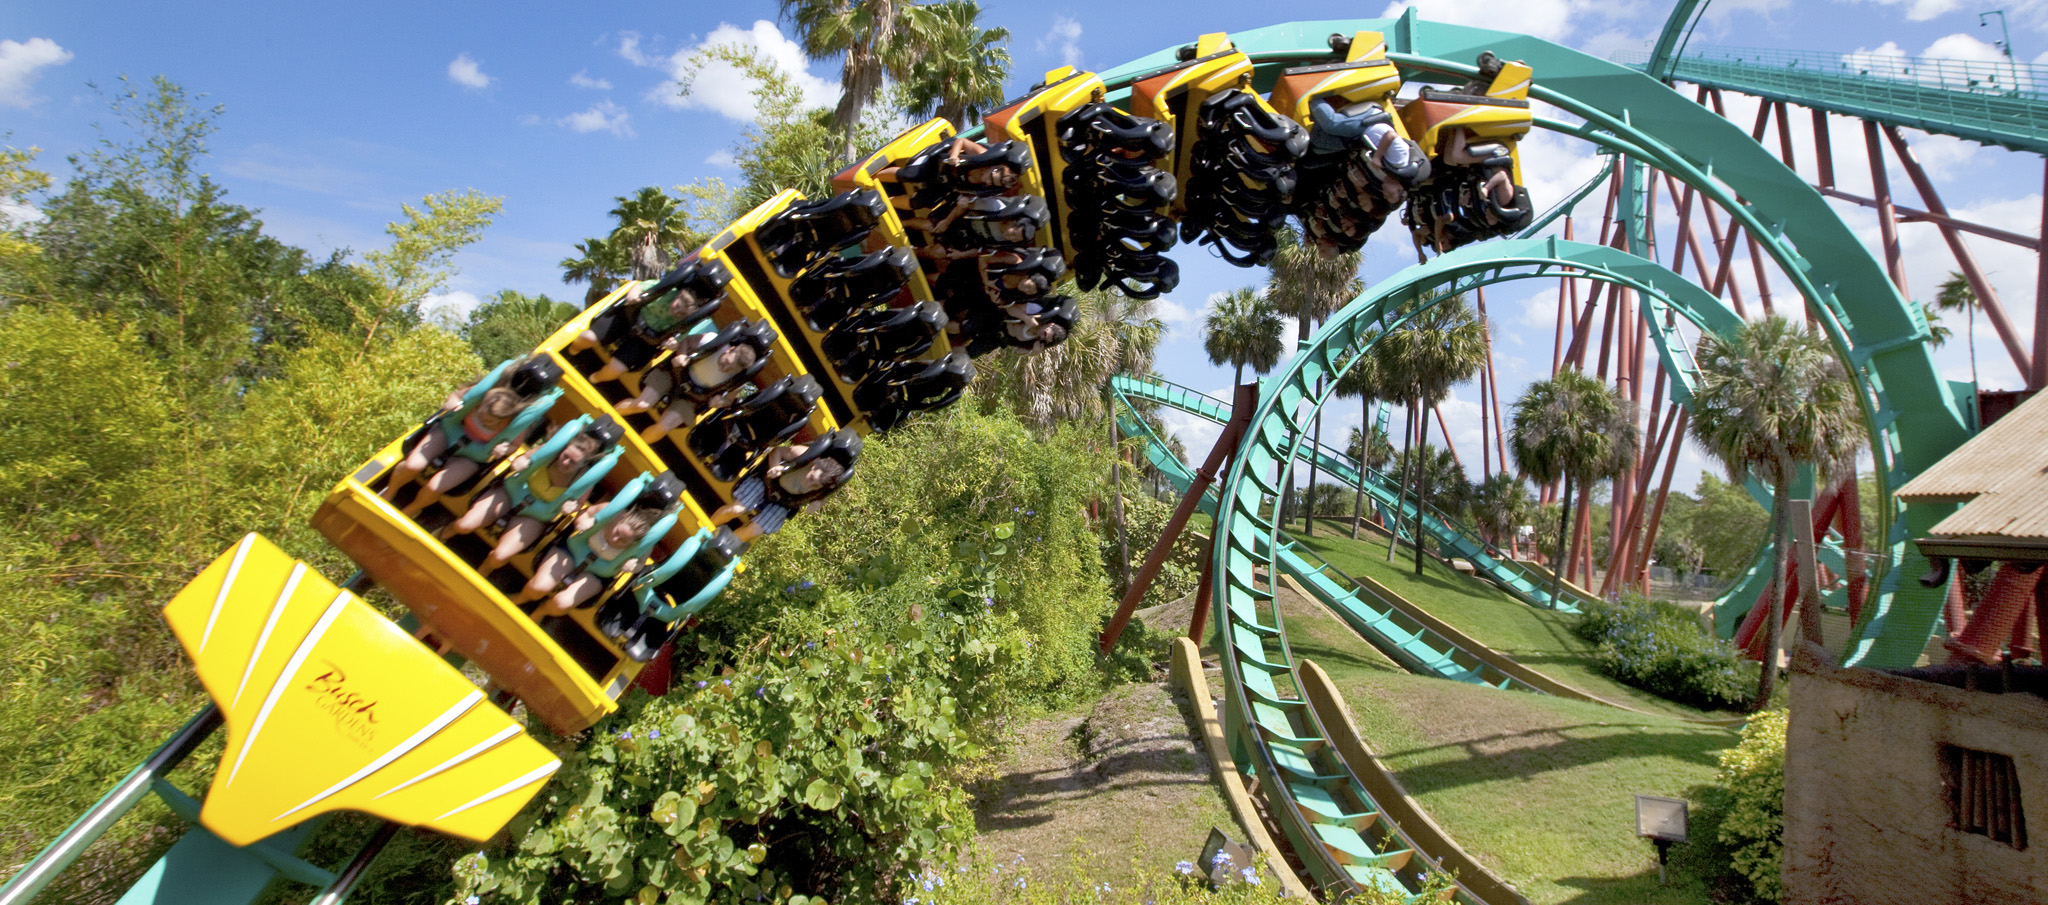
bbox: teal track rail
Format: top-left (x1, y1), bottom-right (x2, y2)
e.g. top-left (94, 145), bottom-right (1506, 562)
top-left (1113, 376), bottom-right (1540, 692)
top-left (1115, 375), bottom-right (1574, 613)
top-left (1614, 44), bottom-right (2048, 155)
top-left (1111, 382), bottom-right (1494, 902)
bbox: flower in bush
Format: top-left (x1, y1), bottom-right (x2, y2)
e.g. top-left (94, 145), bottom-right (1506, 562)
top-left (1175, 861), bottom-right (1194, 876)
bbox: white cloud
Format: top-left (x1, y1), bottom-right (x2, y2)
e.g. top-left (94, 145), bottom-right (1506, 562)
top-left (569, 70), bottom-right (613, 90)
top-left (516, 113), bottom-right (541, 126)
top-left (1039, 16), bottom-right (1084, 69)
top-left (704, 149), bottom-right (737, 168)
top-left (0, 37), bottom-right (72, 109)
top-left (1849, 0), bottom-right (1964, 21)
top-left (1923, 32), bottom-right (2009, 63)
top-left (448, 53), bottom-right (493, 90)
top-left (559, 100), bottom-right (634, 137)
top-left (423, 290), bottom-right (483, 326)
top-left (1, 198), bottom-right (41, 229)
top-left (626, 23), bottom-right (834, 120)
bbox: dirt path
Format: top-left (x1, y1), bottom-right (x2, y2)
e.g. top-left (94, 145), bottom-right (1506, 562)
top-left (967, 671), bottom-right (1241, 885)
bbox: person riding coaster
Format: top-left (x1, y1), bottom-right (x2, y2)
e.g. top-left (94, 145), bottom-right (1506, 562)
top-left (709, 432), bottom-right (861, 542)
top-left (572, 259), bottom-right (730, 384)
top-left (384, 355), bottom-right (565, 513)
top-left (897, 136), bottom-right (1029, 207)
top-left (517, 470), bottom-right (682, 614)
top-left (594, 527), bottom-right (746, 661)
top-left (616, 319), bottom-right (776, 444)
top-left (904, 193), bottom-right (1049, 256)
top-left (442, 414), bottom-right (627, 570)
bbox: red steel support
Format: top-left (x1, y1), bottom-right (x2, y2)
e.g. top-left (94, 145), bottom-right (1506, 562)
top-left (1818, 187), bottom-right (2042, 249)
top-left (1812, 108), bottom-right (1835, 189)
top-left (1773, 101), bottom-right (1797, 173)
top-left (1099, 383), bottom-right (1256, 655)
top-left (2036, 159), bottom-right (2048, 390)
top-left (1634, 410), bottom-right (1690, 594)
top-left (1864, 119), bottom-right (1911, 296)
top-left (1883, 125), bottom-right (2033, 379)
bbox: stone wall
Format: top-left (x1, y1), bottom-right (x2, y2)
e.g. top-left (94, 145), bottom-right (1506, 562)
top-left (1784, 644), bottom-right (2048, 903)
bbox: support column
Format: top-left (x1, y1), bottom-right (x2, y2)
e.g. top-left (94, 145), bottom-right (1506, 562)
top-left (1884, 125), bottom-right (2032, 379)
top-left (1865, 120), bottom-right (1910, 296)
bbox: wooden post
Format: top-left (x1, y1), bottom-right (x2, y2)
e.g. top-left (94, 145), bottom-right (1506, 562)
top-left (1789, 499), bottom-right (1823, 650)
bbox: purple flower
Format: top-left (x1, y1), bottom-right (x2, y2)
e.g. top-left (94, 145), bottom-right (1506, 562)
top-left (755, 687), bottom-right (766, 697)
top-left (695, 680), bottom-right (708, 689)
top-left (619, 730), bottom-right (633, 739)
top-left (1176, 861), bottom-right (1194, 875)
top-left (799, 580), bottom-right (814, 589)
top-left (1240, 868), bottom-right (1259, 885)
top-left (647, 729), bottom-right (660, 739)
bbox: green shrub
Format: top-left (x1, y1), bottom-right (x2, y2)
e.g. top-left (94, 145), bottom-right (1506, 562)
top-left (1106, 489), bottom-right (1206, 610)
top-left (919, 849), bottom-right (1441, 905)
top-left (1717, 710), bottom-right (1788, 903)
top-left (1572, 592), bottom-right (1753, 710)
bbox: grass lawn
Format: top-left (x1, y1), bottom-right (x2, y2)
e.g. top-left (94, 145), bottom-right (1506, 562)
top-left (1282, 524), bottom-right (1735, 722)
top-left (1276, 587), bottom-right (1738, 905)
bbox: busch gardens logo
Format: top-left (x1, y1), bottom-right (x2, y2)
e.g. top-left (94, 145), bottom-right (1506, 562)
top-left (303, 662), bottom-right (380, 746)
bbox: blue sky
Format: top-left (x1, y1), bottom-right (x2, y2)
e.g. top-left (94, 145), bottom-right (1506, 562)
top-left (7, 0), bottom-right (2046, 497)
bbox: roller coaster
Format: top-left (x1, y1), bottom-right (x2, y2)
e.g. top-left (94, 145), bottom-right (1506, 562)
top-left (5, 6), bottom-right (2034, 904)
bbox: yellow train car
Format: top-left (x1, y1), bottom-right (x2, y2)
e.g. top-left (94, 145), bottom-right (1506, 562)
top-left (311, 355), bottom-right (728, 734)
top-left (1268, 30), bottom-right (1405, 125)
top-left (1397, 56), bottom-right (1533, 184)
top-left (982, 66), bottom-right (1108, 261)
top-left (1127, 32), bottom-right (1257, 217)
top-left (538, 254), bottom-right (835, 528)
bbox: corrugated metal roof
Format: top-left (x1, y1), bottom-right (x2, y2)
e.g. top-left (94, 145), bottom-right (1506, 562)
top-left (1929, 464), bottom-right (2048, 540)
top-left (1897, 390), bottom-right (2048, 503)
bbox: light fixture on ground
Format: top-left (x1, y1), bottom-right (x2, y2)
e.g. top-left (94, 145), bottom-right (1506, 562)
top-left (1634, 794), bottom-right (1690, 884)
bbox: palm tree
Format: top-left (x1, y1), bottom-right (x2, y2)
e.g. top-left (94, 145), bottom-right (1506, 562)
top-left (1268, 227), bottom-right (1363, 535)
top-left (1470, 472), bottom-right (1531, 557)
top-left (1511, 369), bottom-right (1634, 609)
top-left (1202, 287), bottom-right (1283, 387)
top-left (1934, 271), bottom-right (1979, 400)
top-left (1335, 344), bottom-right (1387, 538)
top-left (781, 0), bottom-right (936, 162)
top-left (560, 235), bottom-right (630, 306)
top-left (900, 1), bottom-right (1011, 127)
top-left (609, 187), bottom-right (703, 280)
top-left (1688, 314), bottom-right (1863, 710)
top-left (1379, 291), bottom-right (1488, 575)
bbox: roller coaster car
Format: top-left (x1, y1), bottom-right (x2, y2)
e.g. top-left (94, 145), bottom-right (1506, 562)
top-left (986, 246), bottom-right (1068, 286)
top-left (854, 351), bottom-right (974, 433)
top-left (1060, 102), bottom-right (1176, 160)
top-left (595, 527), bottom-right (745, 662)
top-left (1073, 244), bottom-right (1180, 299)
top-left (820, 301), bottom-right (947, 384)
top-left (687, 375), bottom-right (824, 482)
top-left (900, 138), bottom-right (1034, 206)
top-left (314, 417), bottom-right (716, 733)
top-left (1397, 54), bottom-right (1533, 183)
top-left (756, 188), bottom-right (891, 277)
top-left (675, 320), bottom-right (777, 398)
top-left (1267, 30), bottom-right (1402, 124)
top-left (932, 194), bottom-right (1051, 252)
top-left (1061, 153), bottom-right (1178, 208)
top-left (791, 246), bottom-right (917, 332)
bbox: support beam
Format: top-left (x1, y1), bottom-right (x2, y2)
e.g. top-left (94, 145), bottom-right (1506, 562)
top-left (1864, 119), bottom-right (1911, 296)
top-left (2037, 159), bottom-right (2048, 390)
top-left (1883, 124), bottom-right (2034, 381)
top-left (1816, 188), bottom-right (2042, 250)
top-left (1635, 410), bottom-right (1690, 594)
top-left (1812, 107), bottom-right (1835, 189)
top-left (1099, 383), bottom-right (1255, 655)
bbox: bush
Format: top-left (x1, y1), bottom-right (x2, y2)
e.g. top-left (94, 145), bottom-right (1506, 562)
top-left (1676, 710), bottom-right (1787, 904)
top-left (1717, 710), bottom-right (1788, 903)
top-left (1106, 489), bottom-right (1206, 610)
top-left (1572, 591), bottom-right (1754, 710)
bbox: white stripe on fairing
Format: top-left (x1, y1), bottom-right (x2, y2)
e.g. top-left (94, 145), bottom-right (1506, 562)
top-left (271, 690), bottom-right (484, 823)
top-left (232, 563), bottom-right (306, 709)
top-left (198, 534), bottom-right (256, 654)
top-left (1493, 79), bottom-right (1530, 98)
top-left (433, 761), bottom-right (561, 822)
top-left (226, 591), bottom-right (347, 787)
top-left (371, 725), bottom-right (521, 801)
